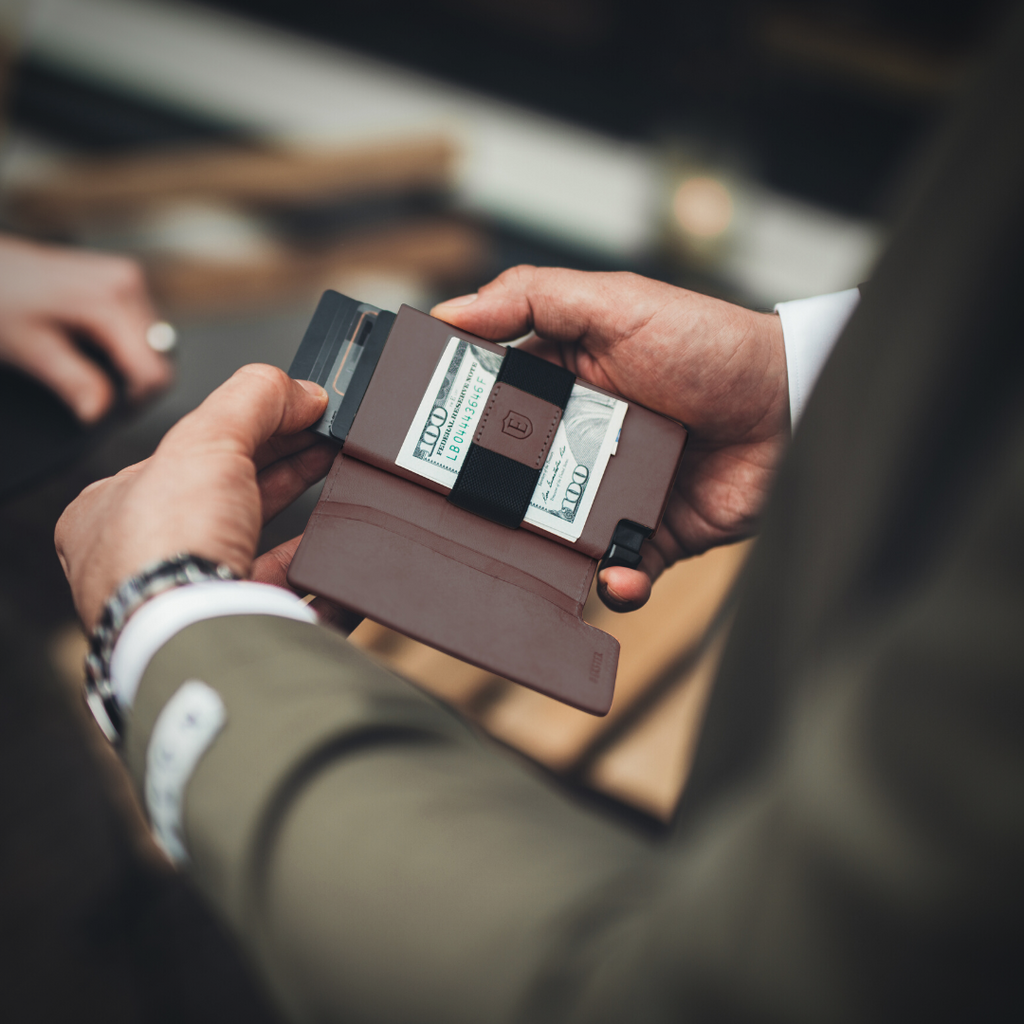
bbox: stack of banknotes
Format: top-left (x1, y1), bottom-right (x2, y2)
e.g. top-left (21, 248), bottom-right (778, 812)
top-left (396, 338), bottom-right (626, 541)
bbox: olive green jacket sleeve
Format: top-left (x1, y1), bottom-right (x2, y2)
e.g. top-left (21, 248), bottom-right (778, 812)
top-left (122, 617), bottom-right (654, 1024)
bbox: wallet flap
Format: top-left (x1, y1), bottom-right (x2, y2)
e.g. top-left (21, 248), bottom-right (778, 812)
top-left (289, 455), bottom-right (618, 715)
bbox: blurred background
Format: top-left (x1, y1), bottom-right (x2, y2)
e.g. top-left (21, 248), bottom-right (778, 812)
top-left (0, 0), bottom-right (1013, 818)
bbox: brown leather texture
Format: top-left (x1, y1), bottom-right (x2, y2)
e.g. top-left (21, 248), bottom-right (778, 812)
top-left (473, 383), bottom-right (561, 468)
top-left (290, 304), bottom-right (687, 714)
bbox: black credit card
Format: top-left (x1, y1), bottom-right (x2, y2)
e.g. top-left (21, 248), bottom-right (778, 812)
top-left (288, 290), bottom-right (396, 444)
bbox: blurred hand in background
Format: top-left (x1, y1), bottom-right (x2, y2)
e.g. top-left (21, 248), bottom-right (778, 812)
top-left (0, 234), bottom-right (173, 423)
top-left (432, 266), bottom-right (790, 611)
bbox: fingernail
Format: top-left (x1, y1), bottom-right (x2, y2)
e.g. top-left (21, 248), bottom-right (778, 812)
top-left (598, 569), bottom-right (621, 599)
top-left (297, 379), bottom-right (327, 398)
top-left (436, 293), bottom-right (477, 308)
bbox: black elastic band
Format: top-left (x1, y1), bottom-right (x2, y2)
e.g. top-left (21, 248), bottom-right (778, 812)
top-left (447, 347), bottom-right (575, 528)
top-left (449, 446), bottom-right (541, 528)
top-left (496, 346), bottom-right (575, 407)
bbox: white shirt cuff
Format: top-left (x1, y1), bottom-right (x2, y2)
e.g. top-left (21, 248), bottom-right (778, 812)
top-left (110, 581), bottom-right (317, 712)
top-left (776, 287), bottom-right (860, 429)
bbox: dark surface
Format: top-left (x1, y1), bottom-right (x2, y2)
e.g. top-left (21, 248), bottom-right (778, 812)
top-left (0, 367), bottom-right (94, 501)
top-left (0, 336), bottom-right (130, 502)
top-left (0, 310), bottom-right (330, 1020)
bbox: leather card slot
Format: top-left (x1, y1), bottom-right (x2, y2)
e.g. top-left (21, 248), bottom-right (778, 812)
top-left (319, 502), bottom-right (588, 617)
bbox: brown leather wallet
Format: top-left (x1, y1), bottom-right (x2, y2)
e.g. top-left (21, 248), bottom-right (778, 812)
top-left (288, 291), bottom-right (687, 715)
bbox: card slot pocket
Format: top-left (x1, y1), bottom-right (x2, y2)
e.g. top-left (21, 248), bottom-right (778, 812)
top-left (320, 502), bottom-right (585, 618)
top-left (289, 469), bottom-right (618, 714)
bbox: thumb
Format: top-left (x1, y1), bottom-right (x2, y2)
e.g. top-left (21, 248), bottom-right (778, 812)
top-left (168, 364), bottom-right (327, 458)
top-left (597, 565), bottom-right (653, 612)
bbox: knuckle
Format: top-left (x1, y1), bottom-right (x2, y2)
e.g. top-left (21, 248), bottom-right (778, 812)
top-left (475, 265), bottom-right (540, 310)
top-left (504, 264), bottom-right (537, 287)
top-left (483, 264), bottom-right (534, 294)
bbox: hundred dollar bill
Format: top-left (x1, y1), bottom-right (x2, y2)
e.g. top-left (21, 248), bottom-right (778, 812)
top-left (395, 337), bottom-right (626, 542)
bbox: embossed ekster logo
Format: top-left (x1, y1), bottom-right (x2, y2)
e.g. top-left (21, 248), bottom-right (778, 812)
top-left (502, 411), bottom-right (533, 439)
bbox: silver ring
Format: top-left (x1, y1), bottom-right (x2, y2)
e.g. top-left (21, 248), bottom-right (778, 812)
top-left (146, 321), bottom-right (178, 353)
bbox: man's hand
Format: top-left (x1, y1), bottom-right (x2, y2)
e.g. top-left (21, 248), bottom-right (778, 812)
top-left (55, 364), bottom-right (335, 630)
top-left (431, 267), bottom-right (789, 611)
top-left (0, 235), bottom-right (172, 423)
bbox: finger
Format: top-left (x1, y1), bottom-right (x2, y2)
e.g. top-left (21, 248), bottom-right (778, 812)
top-left (254, 427), bottom-right (327, 472)
top-left (60, 257), bottom-right (173, 401)
top-left (597, 566), bottom-right (652, 613)
top-left (2, 322), bottom-right (115, 423)
top-left (513, 332), bottom-right (571, 369)
top-left (76, 304), bottom-right (173, 401)
top-left (166, 365), bottom-right (327, 460)
top-left (430, 265), bottom-right (647, 352)
top-left (251, 536), bottom-right (363, 634)
top-left (257, 440), bottom-right (336, 523)
top-left (596, 530), bottom-right (673, 612)
top-left (251, 535), bottom-right (302, 589)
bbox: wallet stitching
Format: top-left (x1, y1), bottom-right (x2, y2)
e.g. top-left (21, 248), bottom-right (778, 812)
top-left (473, 384), bottom-right (500, 442)
top-left (534, 411), bottom-right (560, 468)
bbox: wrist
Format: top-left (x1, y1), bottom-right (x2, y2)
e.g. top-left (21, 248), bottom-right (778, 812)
top-left (759, 310), bottom-right (791, 435)
top-left (84, 553), bottom-right (240, 741)
top-left (109, 580), bottom-right (317, 720)
top-left (737, 308), bottom-right (790, 440)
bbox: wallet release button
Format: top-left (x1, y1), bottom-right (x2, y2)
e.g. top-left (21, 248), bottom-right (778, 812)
top-left (600, 519), bottom-right (649, 571)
